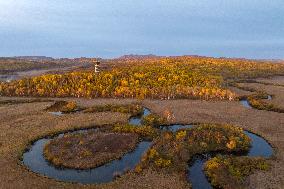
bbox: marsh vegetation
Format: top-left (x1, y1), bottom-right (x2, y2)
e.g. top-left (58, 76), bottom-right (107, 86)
top-left (0, 56), bottom-right (283, 189)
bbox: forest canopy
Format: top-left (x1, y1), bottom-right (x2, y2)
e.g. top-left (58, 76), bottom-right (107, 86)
top-left (1, 57), bottom-right (284, 100)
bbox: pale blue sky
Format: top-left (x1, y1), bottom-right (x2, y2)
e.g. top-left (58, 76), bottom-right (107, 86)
top-left (0, 0), bottom-right (283, 58)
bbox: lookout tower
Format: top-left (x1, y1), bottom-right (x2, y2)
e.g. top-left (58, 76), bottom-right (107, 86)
top-left (93, 60), bottom-right (101, 73)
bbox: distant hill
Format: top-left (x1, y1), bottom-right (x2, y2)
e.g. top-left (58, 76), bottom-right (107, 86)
top-left (13, 56), bottom-right (54, 61)
top-left (117, 54), bottom-right (161, 59)
top-left (262, 59), bottom-right (284, 64)
top-left (117, 54), bottom-right (224, 60)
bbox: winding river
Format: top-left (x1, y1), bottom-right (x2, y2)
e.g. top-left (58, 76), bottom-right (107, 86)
top-left (23, 107), bottom-right (273, 187)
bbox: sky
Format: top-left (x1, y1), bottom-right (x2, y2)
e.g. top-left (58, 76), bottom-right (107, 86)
top-left (0, 0), bottom-right (283, 59)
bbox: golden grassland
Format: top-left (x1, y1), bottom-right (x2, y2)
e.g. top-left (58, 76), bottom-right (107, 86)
top-left (1, 57), bottom-right (284, 100)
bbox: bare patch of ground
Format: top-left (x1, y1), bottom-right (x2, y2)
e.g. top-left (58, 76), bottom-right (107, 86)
top-left (227, 86), bottom-right (254, 97)
top-left (0, 98), bottom-right (53, 106)
top-left (44, 132), bottom-right (139, 169)
top-left (109, 169), bottom-right (190, 189)
top-left (256, 76), bottom-right (284, 86)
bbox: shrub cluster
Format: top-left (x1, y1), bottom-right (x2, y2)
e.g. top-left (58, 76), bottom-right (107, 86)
top-left (139, 124), bottom-right (251, 172)
top-left (112, 124), bottom-right (158, 139)
top-left (45, 101), bottom-right (78, 113)
top-left (247, 94), bottom-right (284, 113)
top-left (141, 113), bottom-right (168, 127)
top-left (83, 104), bottom-right (143, 116)
top-left (204, 155), bottom-right (270, 189)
